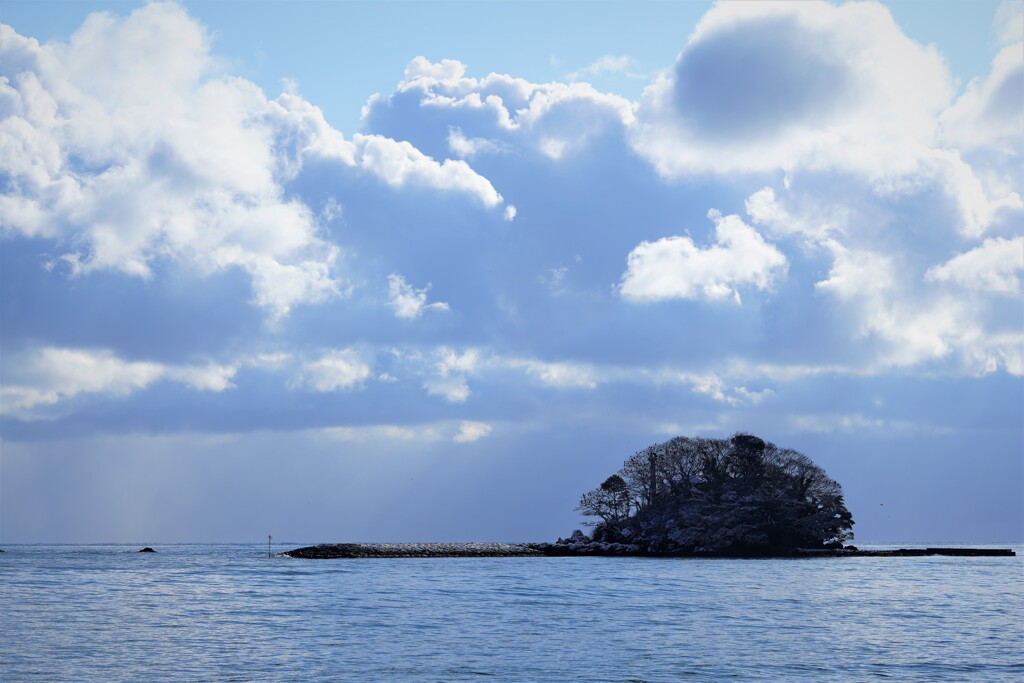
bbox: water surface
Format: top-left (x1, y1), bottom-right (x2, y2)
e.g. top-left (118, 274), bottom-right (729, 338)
top-left (2, 544), bottom-right (1022, 681)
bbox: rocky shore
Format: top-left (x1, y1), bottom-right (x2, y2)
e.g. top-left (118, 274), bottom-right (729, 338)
top-left (284, 541), bottom-right (1015, 559)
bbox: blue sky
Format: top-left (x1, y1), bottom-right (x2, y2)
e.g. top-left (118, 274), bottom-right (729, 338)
top-left (1, 0), bottom-right (1021, 544)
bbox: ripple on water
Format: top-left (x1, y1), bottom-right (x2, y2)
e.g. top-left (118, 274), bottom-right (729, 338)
top-left (1, 545), bottom-right (1022, 682)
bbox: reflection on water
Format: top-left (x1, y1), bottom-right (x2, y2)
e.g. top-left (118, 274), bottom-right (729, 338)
top-left (2, 544), bottom-right (1022, 681)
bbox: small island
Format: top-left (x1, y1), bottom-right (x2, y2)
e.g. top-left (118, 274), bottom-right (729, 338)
top-left (567, 433), bottom-right (854, 556)
top-left (287, 433), bottom-right (1014, 559)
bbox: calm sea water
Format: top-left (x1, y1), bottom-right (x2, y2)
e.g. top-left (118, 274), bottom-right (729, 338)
top-left (2, 544), bottom-right (1022, 682)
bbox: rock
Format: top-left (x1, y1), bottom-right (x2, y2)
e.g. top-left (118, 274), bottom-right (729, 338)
top-left (139, 547), bottom-right (156, 553)
top-left (569, 529), bottom-right (589, 543)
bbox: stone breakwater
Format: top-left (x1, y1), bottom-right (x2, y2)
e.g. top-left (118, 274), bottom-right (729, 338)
top-left (284, 542), bottom-right (1015, 559)
top-left (284, 543), bottom-right (546, 559)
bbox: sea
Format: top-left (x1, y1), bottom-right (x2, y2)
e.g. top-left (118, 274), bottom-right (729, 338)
top-left (2, 543), bottom-right (1022, 682)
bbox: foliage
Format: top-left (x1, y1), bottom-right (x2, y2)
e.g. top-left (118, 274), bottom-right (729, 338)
top-left (576, 433), bottom-right (854, 553)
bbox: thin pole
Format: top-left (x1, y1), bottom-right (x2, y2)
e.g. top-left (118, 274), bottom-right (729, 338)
top-left (268, 534), bottom-right (272, 558)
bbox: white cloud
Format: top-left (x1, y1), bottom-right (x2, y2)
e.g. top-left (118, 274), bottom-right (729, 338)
top-left (422, 347), bottom-right (480, 403)
top-left (814, 241), bottom-right (1000, 370)
top-left (320, 197), bottom-right (343, 222)
top-left (787, 413), bottom-right (945, 435)
top-left (567, 55), bottom-right (644, 81)
top-left (627, 1), bottom-right (1019, 239)
top-left (447, 126), bottom-right (513, 159)
top-left (814, 241), bottom-right (894, 301)
top-left (939, 43), bottom-right (1024, 153)
top-left (0, 6), bottom-right (340, 318)
top-left (619, 209), bottom-right (787, 302)
top-left (504, 204), bottom-right (517, 222)
top-left (0, 5), bottom-right (510, 320)
top-left (316, 419), bottom-right (492, 444)
top-left (0, 347), bottom-right (236, 416)
top-left (453, 420), bottom-right (492, 443)
top-left (994, 1), bottom-right (1024, 45)
top-left (435, 347), bottom-right (480, 376)
top-left (722, 360), bottom-right (858, 382)
top-left (387, 273), bottom-right (449, 319)
top-left (270, 92), bottom-right (509, 210)
top-left (298, 349), bottom-right (372, 392)
top-left (245, 352), bottom-right (292, 369)
top-left (388, 56), bottom-right (636, 158)
top-left (925, 237), bottom-right (1024, 295)
top-left (745, 186), bottom-right (844, 241)
top-left (647, 368), bottom-right (771, 406)
top-left (509, 359), bottom-right (598, 389)
top-left (319, 424), bottom-right (443, 443)
top-left (351, 133), bottom-right (503, 207)
top-left (631, 1), bottom-right (952, 177)
top-left (423, 376), bottom-right (471, 403)
top-left (749, 176), bottom-right (1023, 377)
top-left (166, 363), bottom-right (238, 392)
top-left (403, 347), bottom-right (782, 402)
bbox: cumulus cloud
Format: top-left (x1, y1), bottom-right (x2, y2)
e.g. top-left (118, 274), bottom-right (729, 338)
top-left (453, 420), bottom-right (492, 443)
top-left (628, 1), bottom-right (1021, 240)
top-left (815, 244), bottom-right (952, 367)
top-left (374, 55), bottom-right (636, 159)
top-left (748, 169), bottom-right (1022, 376)
top-left (631, 1), bottom-right (952, 176)
top-left (297, 349), bottom-right (372, 392)
top-left (3, 0), bottom-right (1022, 446)
top-left (351, 133), bottom-right (503, 206)
top-left (0, 7), bottom-right (343, 318)
top-left (0, 4), bottom-right (509, 320)
top-left (0, 347), bottom-right (236, 416)
top-left (925, 237), bottom-right (1024, 295)
top-left (387, 273), bottom-right (449, 319)
top-left (812, 240), bottom-right (1015, 371)
top-left (619, 209), bottom-right (787, 303)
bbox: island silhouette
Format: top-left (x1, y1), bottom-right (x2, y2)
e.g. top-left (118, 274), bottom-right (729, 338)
top-left (286, 433), bottom-right (1014, 559)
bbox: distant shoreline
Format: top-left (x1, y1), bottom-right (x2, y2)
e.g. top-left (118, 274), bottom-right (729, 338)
top-left (283, 542), bottom-right (1016, 559)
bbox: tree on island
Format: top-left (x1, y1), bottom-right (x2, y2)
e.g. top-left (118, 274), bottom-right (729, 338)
top-left (576, 433), bottom-right (854, 554)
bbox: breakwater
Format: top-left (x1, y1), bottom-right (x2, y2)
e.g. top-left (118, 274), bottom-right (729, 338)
top-left (284, 543), bottom-right (544, 558)
top-left (284, 542), bottom-right (1015, 559)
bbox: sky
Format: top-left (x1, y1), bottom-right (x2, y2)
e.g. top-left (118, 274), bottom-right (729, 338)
top-left (0, 0), bottom-right (1021, 545)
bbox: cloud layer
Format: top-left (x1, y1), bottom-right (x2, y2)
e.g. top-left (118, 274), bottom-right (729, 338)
top-left (1, 1), bottom-right (1021, 542)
